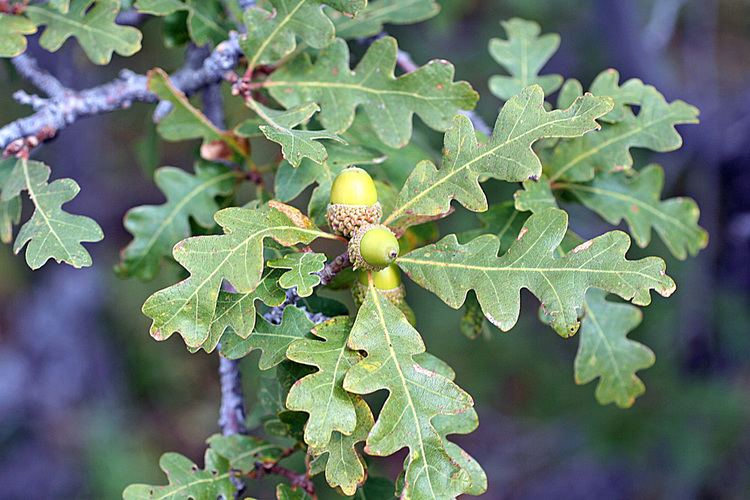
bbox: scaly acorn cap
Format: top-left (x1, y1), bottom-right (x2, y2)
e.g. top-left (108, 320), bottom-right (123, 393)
top-left (326, 167), bottom-right (381, 237)
top-left (352, 267), bottom-right (415, 325)
top-left (353, 266), bottom-right (404, 304)
top-left (348, 224), bottom-right (399, 272)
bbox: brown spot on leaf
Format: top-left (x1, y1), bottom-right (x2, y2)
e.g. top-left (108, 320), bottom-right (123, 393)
top-left (571, 240), bottom-right (593, 253)
top-left (517, 227), bottom-right (529, 240)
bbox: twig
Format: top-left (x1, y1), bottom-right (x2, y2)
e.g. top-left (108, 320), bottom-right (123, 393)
top-left (250, 463), bottom-right (316, 498)
top-left (0, 32), bottom-right (244, 151)
top-left (218, 356), bottom-right (248, 436)
top-left (11, 53), bottom-right (68, 98)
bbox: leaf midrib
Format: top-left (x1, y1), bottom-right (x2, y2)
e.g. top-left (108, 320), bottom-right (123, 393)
top-left (385, 100), bottom-right (596, 225)
top-left (128, 170), bottom-right (236, 271)
top-left (369, 285), bottom-right (437, 498)
top-left (21, 159), bottom-right (73, 262)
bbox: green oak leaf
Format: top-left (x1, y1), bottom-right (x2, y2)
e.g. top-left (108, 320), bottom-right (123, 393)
top-left (266, 36), bottom-right (479, 148)
top-left (142, 202), bottom-right (334, 348)
top-left (328, 0), bottom-right (439, 39)
top-left (575, 289), bottom-right (654, 408)
top-left (26, 0), bottom-right (142, 65)
top-left (558, 164), bottom-right (708, 259)
top-left (309, 397), bottom-right (374, 495)
top-left (405, 353), bottom-right (487, 496)
top-left (460, 201), bottom-right (529, 250)
top-left (432, 408), bottom-right (487, 497)
top-left (241, 0), bottom-right (366, 71)
top-left (219, 306), bottom-right (314, 367)
top-left (276, 483), bottom-right (311, 500)
top-left (0, 14), bottom-right (37, 57)
top-left (384, 85), bottom-right (612, 229)
top-left (268, 252), bottom-right (326, 297)
top-left (193, 270), bottom-right (287, 354)
top-left (49, 0), bottom-right (71, 13)
top-left (148, 68), bottom-right (248, 158)
top-left (513, 177), bottom-right (557, 213)
top-left (134, 0), bottom-right (229, 45)
top-left (0, 159), bottom-right (103, 270)
top-left (207, 434), bottom-right (284, 471)
top-left (488, 18), bottom-right (563, 101)
top-left (545, 86), bottom-right (699, 182)
top-left (116, 162), bottom-right (237, 281)
top-left (354, 477), bottom-right (397, 499)
top-left (240, 100), bottom-right (342, 168)
top-left (340, 112), bottom-right (434, 189)
top-left (0, 159), bottom-right (22, 244)
top-left (285, 317), bottom-right (360, 449)
top-left (398, 207), bottom-right (676, 337)
top-left (558, 70), bottom-right (650, 124)
top-left (122, 449), bottom-right (235, 500)
top-left (344, 281), bottom-right (478, 499)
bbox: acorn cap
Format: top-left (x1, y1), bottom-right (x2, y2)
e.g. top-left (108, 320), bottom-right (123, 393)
top-left (326, 202), bottom-right (382, 238)
top-left (348, 224), bottom-right (399, 272)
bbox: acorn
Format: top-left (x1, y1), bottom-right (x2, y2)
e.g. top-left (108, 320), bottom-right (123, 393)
top-left (326, 167), bottom-right (382, 238)
top-left (348, 224), bottom-right (399, 272)
top-left (353, 266), bottom-right (416, 325)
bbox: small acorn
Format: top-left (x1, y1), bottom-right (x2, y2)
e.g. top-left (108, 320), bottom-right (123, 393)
top-left (326, 167), bottom-right (382, 238)
top-left (348, 224), bottom-right (399, 272)
top-left (353, 266), bottom-right (416, 325)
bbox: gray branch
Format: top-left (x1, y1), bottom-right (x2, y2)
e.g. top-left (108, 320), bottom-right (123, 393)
top-left (0, 32), bottom-right (244, 150)
top-left (11, 53), bottom-right (68, 98)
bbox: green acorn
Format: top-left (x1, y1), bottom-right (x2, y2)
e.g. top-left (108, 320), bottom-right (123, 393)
top-left (348, 224), bottom-right (399, 272)
top-left (353, 266), bottom-right (416, 325)
top-left (326, 167), bottom-right (382, 238)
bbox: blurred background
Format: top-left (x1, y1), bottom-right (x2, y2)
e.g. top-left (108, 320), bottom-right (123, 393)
top-left (1, 0), bottom-right (749, 498)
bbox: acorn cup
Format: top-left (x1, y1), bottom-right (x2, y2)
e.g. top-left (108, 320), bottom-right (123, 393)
top-left (326, 167), bottom-right (382, 238)
top-left (353, 265), bottom-right (416, 325)
top-left (348, 224), bottom-right (399, 272)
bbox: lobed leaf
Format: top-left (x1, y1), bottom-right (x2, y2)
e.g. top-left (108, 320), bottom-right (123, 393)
top-left (0, 159), bottom-right (103, 270)
top-left (116, 162), bottom-right (237, 281)
top-left (268, 252), bottom-right (326, 297)
top-left (328, 0), bottom-right (439, 39)
top-left (134, 0), bottom-right (229, 46)
top-left (385, 85), bottom-right (612, 229)
top-left (241, 0), bottom-right (366, 71)
top-left (122, 449), bottom-right (235, 500)
top-left (398, 207), bottom-right (676, 337)
top-left (26, 0), bottom-right (142, 65)
top-left (219, 306), bottom-right (314, 368)
top-left (277, 483), bottom-right (311, 500)
top-left (309, 397), bottom-right (374, 495)
top-left (0, 14), bottom-right (37, 57)
top-left (193, 270), bottom-right (287, 354)
top-left (575, 289), bottom-right (654, 408)
top-left (558, 164), bottom-right (708, 259)
top-left (513, 177), bottom-right (557, 214)
top-left (488, 18), bottom-right (563, 101)
top-left (148, 68), bottom-right (248, 158)
top-left (344, 280), bottom-right (480, 499)
top-left (239, 100), bottom-right (342, 168)
top-left (545, 86), bottom-right (699, 182)
top-left (207, 433), bottom-right (284, 471)
top-left (285, 317), bottom-right (360, 449)
top-left (266, 36), bottom-right (478, 148)
top-left (142, 202), bottom-right (335, 348)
